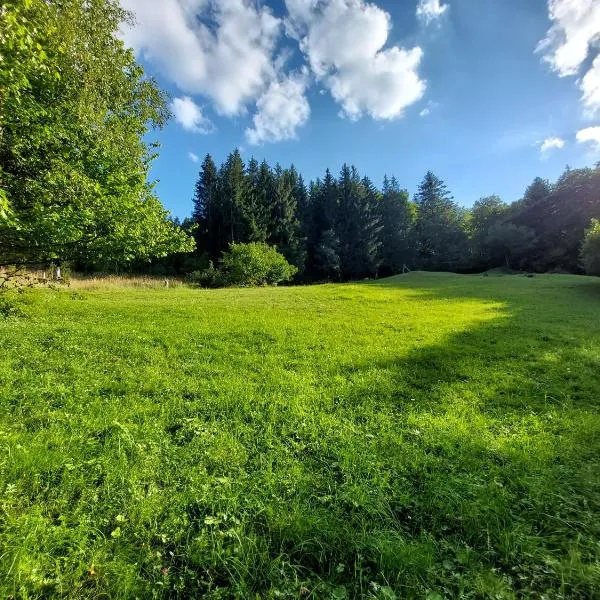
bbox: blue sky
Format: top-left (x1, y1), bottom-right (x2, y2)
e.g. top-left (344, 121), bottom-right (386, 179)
top-left (120, 0), bottom-right (600, 219)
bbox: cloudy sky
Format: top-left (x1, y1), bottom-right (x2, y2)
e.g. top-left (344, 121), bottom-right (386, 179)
top-left (119, 0), bottom-right (600, 218)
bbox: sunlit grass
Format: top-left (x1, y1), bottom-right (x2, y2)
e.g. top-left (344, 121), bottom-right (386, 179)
top-left (1, 272), bottom-right (599, 598)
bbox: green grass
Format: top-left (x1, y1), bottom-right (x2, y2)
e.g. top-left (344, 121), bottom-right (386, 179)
top-left (1, 272), bottom-right (600, 598)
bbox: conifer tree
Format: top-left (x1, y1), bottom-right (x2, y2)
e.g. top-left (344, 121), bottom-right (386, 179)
top-left (414, 171), bottom-right (467, 271)
top-left (379, 176), bottom-right (416, 275)
top-left (218, 149), bottom-right (249, 248)
top-left (192, 154), bottom-right (219, 255)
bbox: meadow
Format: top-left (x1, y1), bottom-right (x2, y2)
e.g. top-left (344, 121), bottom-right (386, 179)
top-left (1, 272), bottom-right (599, 598)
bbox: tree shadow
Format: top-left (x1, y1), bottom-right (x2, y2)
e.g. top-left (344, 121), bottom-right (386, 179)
top-left (252, 274), bottom-right (600, 597)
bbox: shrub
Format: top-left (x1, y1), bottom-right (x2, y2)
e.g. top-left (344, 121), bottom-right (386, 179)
top-left (217, 243), bottom-right (297, 287)
top-left (185, 262), bottom-right (220, 287)
top-left (0, 295), bottom-right (23, 318)
top-left (581, 218), bottom-right (600, 275)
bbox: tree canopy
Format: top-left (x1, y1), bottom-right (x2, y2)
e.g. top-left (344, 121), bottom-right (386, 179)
top-left (0, 0), bottom-right (194, 269)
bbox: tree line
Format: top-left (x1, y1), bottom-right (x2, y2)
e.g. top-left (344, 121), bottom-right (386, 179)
top-left (162, 151), bottom-right (600, 281)
top-left (1, 0), bottom-right (598, 283)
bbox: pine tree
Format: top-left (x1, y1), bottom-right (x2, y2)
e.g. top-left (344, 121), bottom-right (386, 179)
top-left (379, 176), bottom-right (416, 275)
top-left (414, 171), bottom-right (467, 271)
top-left (218, 149), bottom-right (249, 249)
top-left (192, 154), bottom-right (219, 255)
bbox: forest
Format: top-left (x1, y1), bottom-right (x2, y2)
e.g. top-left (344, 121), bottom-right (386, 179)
top-left (143, 153), bottom-right (600, 282)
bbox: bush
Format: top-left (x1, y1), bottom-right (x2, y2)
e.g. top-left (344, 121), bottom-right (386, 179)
top-left (581, 219), bottom-right (600, 275)
top-left (220, 243), bottom-right (297, 287)
top-left (0, 295), bottom-right (23, 318)
top-left (185, 261), bottom-right (220, 287)
top-left (190, 243), bottom-right (295, 288)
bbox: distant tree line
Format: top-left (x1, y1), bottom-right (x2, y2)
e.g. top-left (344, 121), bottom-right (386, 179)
top-left (155, 151), bottom-right (600, 280)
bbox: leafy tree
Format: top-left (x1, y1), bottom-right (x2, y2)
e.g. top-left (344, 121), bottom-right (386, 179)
top-left (581, 219), bottom-right (600, 275)
top-left (510, 165), bottom-right (600, 271)
top-left (486, 223), bottom-right (537, 269)
top-left (470, 195), bottom-right (509, 269)
top-left (0, 0), bottom-right (194, 269)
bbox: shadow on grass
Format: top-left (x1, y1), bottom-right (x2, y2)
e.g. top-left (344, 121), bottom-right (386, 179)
top-left (250, 275), bottom-right (600, 598)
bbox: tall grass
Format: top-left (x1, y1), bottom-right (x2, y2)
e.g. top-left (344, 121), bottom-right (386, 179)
top-left (69, 274), bottom-right (186, 289)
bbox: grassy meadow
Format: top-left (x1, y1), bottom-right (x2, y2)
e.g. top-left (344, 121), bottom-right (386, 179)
top-left (1, 272), bottom-right (599, 598)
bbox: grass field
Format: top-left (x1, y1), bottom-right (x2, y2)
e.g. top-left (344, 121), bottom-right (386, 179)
top-left (1, 272), bottom-right (599, 599)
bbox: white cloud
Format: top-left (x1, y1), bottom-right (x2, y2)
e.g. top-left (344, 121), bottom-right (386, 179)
top-left (540, 137), bottom-right (566, 152)
top-left (416, 0), bottom-right (449, 25)
top-left (246, 70), bottom-right (311, 145)
top-left (120, 0), bottom-right (281, 116)
top-left (419, 100), bottom-right (438, 117)
top-left (576, 126), bottom-right (600, 150)
top-left (170, 97), bottom-right (214, 133)
top-left (581, 55), bottom-right (600, 115)
top-left (284, 0), bottom-right (426, 120)
top-left (188, 152), bottom-right (200, 163)
top-left (536, 0), bottom-right (600, 77)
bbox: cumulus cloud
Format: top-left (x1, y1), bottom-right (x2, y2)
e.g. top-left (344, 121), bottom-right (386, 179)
top-left (537, 0), bottom-right (600, 116)
top-left (188, 152), bottom-right (200, 163)
top-left (536, 0), bottom-right (600, 77)
top-left (246, 70), bottom-right (311, 145)
top-left (416, 0), bottom-right (449, 25)
top-left (581, 55), bottom-right (600, 115)
top-left (170, 97), bottom-right (214, 133)
top-left (576, 126), bottom-right (600, 150)
top-left (123, 0), bottom-right (428, 142)
top-left (284, 0), bottom-right (426, 120)
top-left (120, 0), bottom-right (281, 116)
top-left (540, 137), bottom-right (566, 152)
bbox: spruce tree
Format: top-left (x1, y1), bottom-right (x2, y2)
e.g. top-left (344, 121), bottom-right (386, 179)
top-left (305, 170), bottom-right (340, 280)
top-left (245, 158), bottom-right (270, 243)
top-left (192, 154), bottom-right (219, 256)
top-left (218, 149), bottom-right (249, 249)
top-left (379, 176), bottom-right (416, 275)
top-left (269, 165), bottom-right (303, 268)
top-left (336, 165), bottom-right (382, 279)
top-left (414, 171), bottom-right (467, 271)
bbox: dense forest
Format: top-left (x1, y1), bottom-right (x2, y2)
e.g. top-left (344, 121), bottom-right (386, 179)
top-left (148, 151), bottom-right (600, 281)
